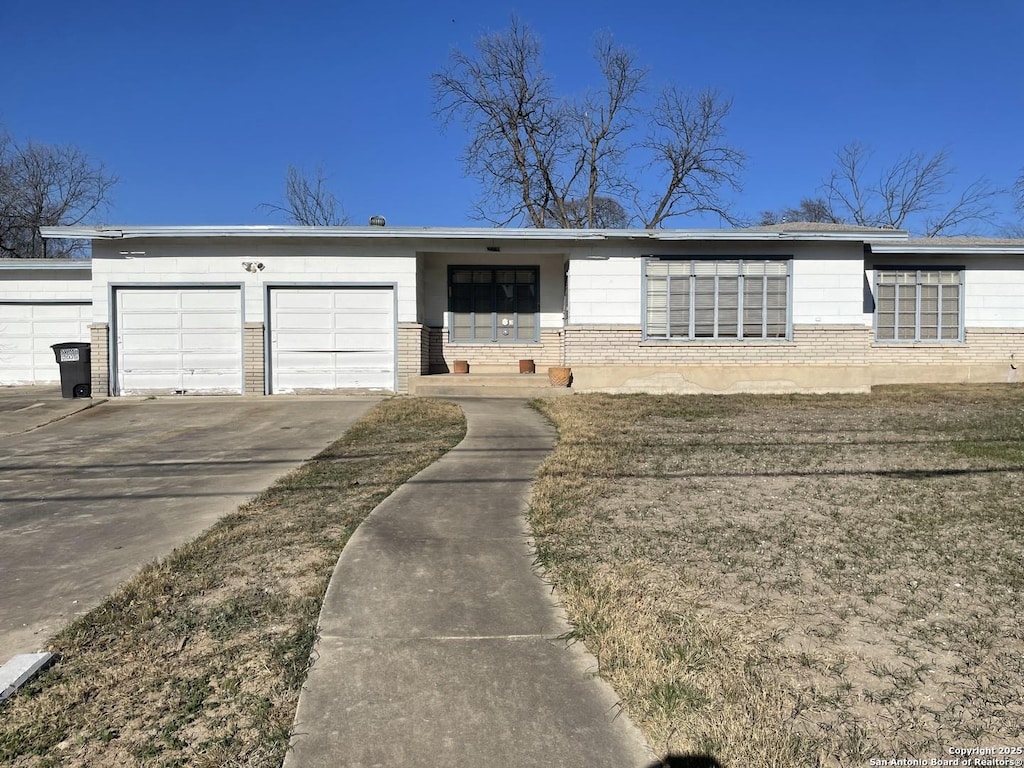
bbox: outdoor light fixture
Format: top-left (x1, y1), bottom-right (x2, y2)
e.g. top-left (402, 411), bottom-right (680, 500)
top-left (242, 261), bottom-right (265, 272)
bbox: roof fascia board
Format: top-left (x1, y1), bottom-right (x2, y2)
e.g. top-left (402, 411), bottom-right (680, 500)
top-left (870, 241), bottom-right (1024, 255)
top-left (41, 225), bottom-right (909, 244)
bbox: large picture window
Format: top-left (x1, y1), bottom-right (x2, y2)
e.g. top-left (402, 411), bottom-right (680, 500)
top-left (448, 267), bottom-right (539, 342)
top-left (645, 258), bottom-right (790, 340)
top-left (875, 268), bottom-right (963, 342)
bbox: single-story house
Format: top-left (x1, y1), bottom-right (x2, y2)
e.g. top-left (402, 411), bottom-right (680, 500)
top-left (15, 222), bottom-right (1023, 397)
top-left (0, 259), bottom-right (93, 385)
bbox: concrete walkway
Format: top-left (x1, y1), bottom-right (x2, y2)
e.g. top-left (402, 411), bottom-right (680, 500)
top-left (285, 399), bottom-right (656, 768)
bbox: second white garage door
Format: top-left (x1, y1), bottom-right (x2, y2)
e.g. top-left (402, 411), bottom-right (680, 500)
top-left (116, 287), bottom-right (243, 395)
top-left (269, 287), bottom-right (395, 392)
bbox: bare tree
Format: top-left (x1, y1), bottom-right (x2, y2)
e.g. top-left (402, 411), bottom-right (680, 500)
top-left (822, 142), bottom-right (1000, 236)
top-left (0, 128), bottom-right (117, 258)
top-left (552, 196), bottom-right (630, 228)
top-left (1013, 167), bottom-right (1024, 218)
top-left (758, 197), bottom-right (837, 226)
top-left (260, 164), bottom-right (349, 226)
top-left (433, 18), bottom-right (744, 229)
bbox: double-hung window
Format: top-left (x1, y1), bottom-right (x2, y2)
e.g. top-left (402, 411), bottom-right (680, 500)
top-left (448, 267), bottom-right (539, 342)
top-left (645, 258), bottom-right (790, 340)
top-left (874, 268), bottom-right (963, 342)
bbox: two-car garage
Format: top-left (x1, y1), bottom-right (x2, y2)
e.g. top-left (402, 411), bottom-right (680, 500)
top-left (112, 285), bottom-right (395, 395)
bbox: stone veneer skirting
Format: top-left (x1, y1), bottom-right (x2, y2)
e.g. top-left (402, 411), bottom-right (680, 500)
top-left (564, 325), bottom-right (1023, 366)
top-left (561, 324), bottom-right (1023, 391)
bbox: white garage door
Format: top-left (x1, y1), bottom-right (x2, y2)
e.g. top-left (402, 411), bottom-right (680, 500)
top-left (270, 287), bottom-right (395, 392)
top-left (116, 288), bottom-right (243, 395)
top-left (0, 302), bottom-right (91, 385)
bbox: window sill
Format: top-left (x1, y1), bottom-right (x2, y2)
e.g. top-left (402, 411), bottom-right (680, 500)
top-left (640, 338), bottom-right (792, 345)
top-left (871, 340), bottom-right (965, 347)
top-left (447, 340), bottom-right (543, 345)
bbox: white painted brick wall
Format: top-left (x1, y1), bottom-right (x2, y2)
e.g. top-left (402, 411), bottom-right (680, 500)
top-left (566, 257), bottom-right (641, 324)
top-left (91, 240), bottom-right (417, 324)
top-left (792, 258), bottom-right (867, 325)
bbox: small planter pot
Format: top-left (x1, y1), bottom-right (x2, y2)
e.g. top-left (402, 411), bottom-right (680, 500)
top-left (519, 359), bottom-right (536, 374)
top-left (548, 366), bottom-right (572, 387)
top-left (453, 359), bottom-right (469, 375)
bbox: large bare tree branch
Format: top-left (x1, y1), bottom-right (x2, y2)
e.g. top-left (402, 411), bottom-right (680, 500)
top-left (433, 18), bottom-right (744, 229)
top-left (639, 88), bottom-right (745, 228)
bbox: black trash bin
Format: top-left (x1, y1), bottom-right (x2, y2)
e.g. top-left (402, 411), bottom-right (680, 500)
top-left (51, 342), bottom-right (92, 399)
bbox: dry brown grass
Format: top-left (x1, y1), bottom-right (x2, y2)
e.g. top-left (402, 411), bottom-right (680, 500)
top-left (0, 397), bottom-right (466, 768)
top-left (529, 385), bottom-right (1024, 767)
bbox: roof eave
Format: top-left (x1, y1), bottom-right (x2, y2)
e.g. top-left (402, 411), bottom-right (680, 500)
top-left (40, 225), bottom-right (909, 244)
top-left (870, 241), bottom-right (1024, 255)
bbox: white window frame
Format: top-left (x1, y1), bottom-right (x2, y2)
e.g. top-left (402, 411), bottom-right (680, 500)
top-left (874, 267), bottom-right (964, 343)
top-left (643, 257), bottom-right (792, 341)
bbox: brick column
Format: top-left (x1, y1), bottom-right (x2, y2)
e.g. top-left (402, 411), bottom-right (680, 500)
top-left (89, 323), bottom-right (109, 396)
top-left (397, 323), bottom-right (427, 394)
top-left (244, 322), bottom-right (265, 395)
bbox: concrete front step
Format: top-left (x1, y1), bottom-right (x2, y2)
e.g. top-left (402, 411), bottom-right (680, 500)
top-left (407, 374), bottom-right (574, 399)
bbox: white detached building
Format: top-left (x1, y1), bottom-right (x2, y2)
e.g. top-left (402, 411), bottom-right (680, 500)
top-left (4, 223), bottom-right (1021, 396)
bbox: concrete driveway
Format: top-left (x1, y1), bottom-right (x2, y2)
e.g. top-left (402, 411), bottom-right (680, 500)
top-left (0, 388), bottom-right (378, 662)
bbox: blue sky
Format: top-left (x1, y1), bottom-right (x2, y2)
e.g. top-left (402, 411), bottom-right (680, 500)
top-left (4, 0), bottom-right (1022, 231)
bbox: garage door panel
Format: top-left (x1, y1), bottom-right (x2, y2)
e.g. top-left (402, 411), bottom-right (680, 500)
top-left (120, 292), bottom-right (179, 311)
top-left (270, 287), bottom-right (394, 393)
top-left (122, 332), bottom-right (182, 352)
top-left (180, 351), bottom-right (242, 368)
top-left (180, 330), bottom-right (240, 348)
top-left (119, 313), bottom-right (182, 332)
top-left (276, 292), bottom-right (334, 310)
top-left (331, 331), bottom-right (391, 350)
top-left (117, 288), bottom-right (242, 395)
top-left (276, 331), bottom-right (336, 349)
top-left (179, 292), bottom-right (235, 311)
top-left (334, 294), bottom-right (392, 311)
top-left (180, 313), bottom-right (239, 330)
top-left (275, 312), bottom-right (335, 331)
top-left (276, 351), bottom-right (328, 369)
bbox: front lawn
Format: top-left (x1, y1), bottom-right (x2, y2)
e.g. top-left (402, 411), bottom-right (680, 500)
top-left (530, 386), bottom-right (1024, 767)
